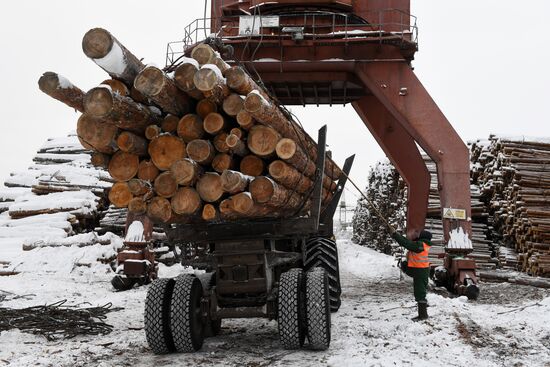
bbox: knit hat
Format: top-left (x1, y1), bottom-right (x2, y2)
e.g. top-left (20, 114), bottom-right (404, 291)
top-left (418, 230), bottom-right (432, 241)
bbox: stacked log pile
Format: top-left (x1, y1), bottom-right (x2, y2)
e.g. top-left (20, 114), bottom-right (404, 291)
top-left (39, 28), bottom-right (342, 225)
top-left (470, 136), bottom-right (550, 277)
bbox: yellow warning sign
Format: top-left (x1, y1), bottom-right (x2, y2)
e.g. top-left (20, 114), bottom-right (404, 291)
top-left (443, 208), bottom-right (467, 220)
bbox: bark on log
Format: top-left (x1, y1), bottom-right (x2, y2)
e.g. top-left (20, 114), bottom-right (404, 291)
top-left (225, 66), bottom-right (269, 99)
top-left (203, 113), bottom-right (228, 135)
top-left (117, 131), bottom-right (148, 156)
top-left (223, 93), bottom-right (244, 116)
top-left (191, 44), bottom-right (218, 65)
top-left (134, 65), bottom-right (192, 116)
top-left (38, 72), bottom-right (85, 112)
top-left (196, 172), bottom-right (224, 203)
top-left (128, 197), bottom-right (147, 214)
top-left (222, 193), bottom-right (282, 218)
top-left (194, 65), bottom-right (230, 104)
top-left (108, 151), bottom-right (139, 182)
top-left (240, 155), bottom-right (265, 176)
top-left (137, 160), bottom-right (160, 181)
top-left (147, 196), bottom-right (172, 223)
top-left (247, 125), bottom-right (281, 158)
top-left (245, 91), bottom-right (342, 179)
top-left (82, 28), bottom-right (145, 86)
top-left (84, 86), bottom-right (161, 134)
top-left (76, 114), bottom-right (119, 154)
top-left (128, 179), bottom-right (152, 196)
top-left (177, 114), bottom-right (205, 142)
top-left (250, 176), bottom-right (304, 209)
top-left (101, 79), bottom-right (129, 96)
top-left (196, 99), bottom-right (218, 119)
top-left (213, 133), bottom-right (230, 153)
top-left (173, 61), bottom-right (204, 100)
top-left (171, 187), bottom-right (202, 215)
top-left (161, 114), bottom-right (179, 134)
top-left (226, 133), bottom-right (249, 157)
top-left (154, 171), bottom-right (178, 198)
top-left (237, 110), bottom-right (255, 130)
top-left (148, 135), bottom-right (187, 170)
top-left (145, 125), bottom-right (161, 140)
top-left (108, 182), bottom-right (133, 208)
top-left (268, 160), bottom-right (313, 194)
top-left (202, 203), bottom-right (219, 221)
top-left (171, 158), bottom-right (203, 186)
top-left (90, 152), bottom-right (110, 169)
top-left (186, 139), bottom-right (216, 165)
top-left (212, 153), bottom-right (236, 173)
top-left (221, 170), bottom-right (251, 194)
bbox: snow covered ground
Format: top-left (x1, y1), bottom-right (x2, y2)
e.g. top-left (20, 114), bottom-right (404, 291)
top-left (1, 234), bottom-right (550, 367)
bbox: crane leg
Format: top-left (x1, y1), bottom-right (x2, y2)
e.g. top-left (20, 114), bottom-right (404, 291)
top-left (352, 95), bottom-right (430, 240)
top-left (355, 62), bottom-right (478, 299)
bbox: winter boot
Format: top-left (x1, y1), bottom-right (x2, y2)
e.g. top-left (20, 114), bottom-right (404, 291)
top-left (412, 301), bottom-right (429, 321)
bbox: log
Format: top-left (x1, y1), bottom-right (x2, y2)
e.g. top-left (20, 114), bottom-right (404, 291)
top-left (154, 171), bottom-right (178, 198)
top-left (90, 152), bottom-right (110, 169)
top-left (203, 113), bottom-right (228, 135)
top-left (173, 60), bottom-right (204, 100)
top-left (171, 158), bottom-right (203, 186)
top-left (128, 197), bottom-right (147, 214)
top-left (84, 86), bottom-right (161, 133)
top-left (212, 153), bottom-right (236, 173)
top-left (247, 125), bottom-right (281, 158)
top-left (108, 151), bottom-right (139, 182)
top-left (221, 170), bottom-right (251, 194)
top-left (223, 93), bottom-right (244, 116)
top-left (128, 179), bottom-right (152, 196)
top-left (276, 138), bottom-right (316, 177)
top-left (134, 65), bottom-right (192, 116)
top-left (191, 44), bottom-right (217, 65)
top-left (137, 160), bottom-right (160, 182)
top-left (202, 203), bottom-right (219, 221)
top-left (148, 135), bottom-right (187, 170)
top-left (117, 131), bottom-right (148, 156)
top-left (196, 98), bottom-right (218, 119)
top-left (229, 128), bottom-right (244, 139)
top-left (145, 125), bottom-right (161, 140)
top-left (213, 133), bottom-right (230, 153)
top-left (225, 66), bottom-right (269, 100)
top-left (186, 139), bottom-right (216, 165)
top-left (222, 192), bottom-right (282, 218)
top-left (161, 114), bottom-right (179, 134)
top-left (147, 196), bottom-right (172, 223)
top-left (196, 172), bottom-right (224, 203)
top-left (101, 79), bottom-right (129, 96)
top-left (268, 160), bottom-right (312, 194)
top-left (194, 65), bottom-right (230, 104)
top-left (250, 176), bottom-right (304, 209)
top-left (237, 110), bottom-right (255, 130)
top-left (240, 155), bottom-right (265, 176)
top-left (38, 72), bottom-right (84, 112)
top-left (108, 182), bottom-right (133, 208)
top-left (76, 114), bottom-right (119, 154)
top-left (245, 91), bottom-right (342, 179)
top-left (177, 114), bottom-right (205, 142)
top-left (82, 28), bottom-right (145, 86)
top-left (226, 133), bottom-right (249, 157)
top-left (171, 187), bottom-right (202, 215)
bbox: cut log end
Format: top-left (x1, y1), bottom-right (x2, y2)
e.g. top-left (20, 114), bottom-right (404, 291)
top-left (147, 197), bottom-right (172, 223)
top-left (186, 139), bottom-right (215, 165)
top-left (236, 110), bottom-right (255, 130)
top-left (174, 62), bottom-right (199, 92)
top-left (240, 155), bottom-right (265, 176)
top-left (247, 125), bottom-right (281, 157)
top-left (171, 187), bottom-right (202, 215)
top-left (196, 172), bottom-right (224, 203)
top-left (275, 138), bottom-right (297, 160)
top-left (148, 135), bottom-right (187, 170)
top-left (108, 151), bottom-right (139, 182)
top-left (109, 182), bottom-right (133, 208)
top-left (221, 170), bottom-right (250, 194)
top-left (212, 153), bottom-right (235, 173)
top-left (203, 113), bottom-right (226, 135)
top-left (223, 94), bottom-right (244, 117)
top-left (138, 160), bottom-right (160, 181)
top-left (101, 79), bottom-right (129, 96)
top-left (128, 197), bottom-right (147, 214)
top-left (171, 158), bottom-right (203, 186)
top-left (154, 172), bottom-right (178, 198)
top-left (196, 99), bottom-right (218, 119)
top-left (177, 114), bottom-right (205, 142)
top-left (249, 176), bottom-right (275, 203)
top-left (82, 28), bottom-right (113, 59)
top-left (161, 114), bottom-right (179, 133)
top-left (202, 204), bottom-right (219, 221)
top-left (133, 66), bottom-right (166, 97)
top-left (191, 44), bottom-right (217, 65)
top-left (83, 86), bottom-right (113, 118)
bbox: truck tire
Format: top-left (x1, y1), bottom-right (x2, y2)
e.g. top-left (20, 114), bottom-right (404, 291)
top-left (111, 275), bottom-right (136, 291)
top-left (305, 268), bottom-right (331, 351)
top-left (305, 237), bottom-right (341, 312)
top-left (278, 268), bottom-right (306, 349)
top-left (144, 278), bottom-right (176, 354)
top-left (170, 274), bottom-right (205, 352)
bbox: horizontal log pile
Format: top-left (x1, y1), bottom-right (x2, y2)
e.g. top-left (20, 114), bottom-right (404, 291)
top-left (39, 28), bottom-right (342, 225)
top-left (470, 135), bottom-right (550, 277)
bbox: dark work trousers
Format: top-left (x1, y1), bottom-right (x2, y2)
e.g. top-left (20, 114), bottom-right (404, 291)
top-left (400, 261), bottom-right (430, 302)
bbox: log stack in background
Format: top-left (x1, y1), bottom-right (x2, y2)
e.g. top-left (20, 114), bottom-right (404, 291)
top-left (470, 136), bottom-right (550, 277)
top-left (39, 28), bottom-right (342, 226)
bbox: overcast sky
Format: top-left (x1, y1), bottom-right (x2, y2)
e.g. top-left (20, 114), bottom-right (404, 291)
top-left (1, 1), bottom-right (549, 200)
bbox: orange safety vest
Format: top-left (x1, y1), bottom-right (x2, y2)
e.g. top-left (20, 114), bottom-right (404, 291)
top-left (407, 242), bottom-right (431, 268)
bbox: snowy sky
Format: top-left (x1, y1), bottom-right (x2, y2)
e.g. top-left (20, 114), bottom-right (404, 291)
top-left (1, 1), bottom-right (549, 200)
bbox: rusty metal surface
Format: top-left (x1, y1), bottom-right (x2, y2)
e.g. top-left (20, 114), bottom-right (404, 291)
top-left (352, 95), bottom-right (429, 240)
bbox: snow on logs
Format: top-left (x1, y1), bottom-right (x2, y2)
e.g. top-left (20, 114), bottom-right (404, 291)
top-left (39, 35), bottom-right (343, 224)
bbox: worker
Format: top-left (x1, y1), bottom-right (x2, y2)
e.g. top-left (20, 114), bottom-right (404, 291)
top-left (390, 229), bottom-right (433, 321)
